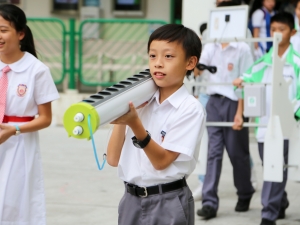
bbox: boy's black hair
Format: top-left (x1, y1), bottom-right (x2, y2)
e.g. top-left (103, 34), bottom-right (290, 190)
top-left (217, 0), bottom-right (241, 7)
top-left (199, 23), bottom-right (207, 35)
top-left (147, 24), bottom-right (202, 75)
top-left (0, 4), bottom-right (37, 58)
top-left (271, 12), bottom-right (295, 30)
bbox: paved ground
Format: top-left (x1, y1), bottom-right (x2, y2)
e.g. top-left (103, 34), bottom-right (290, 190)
top-left (40, 125), bottom-right (300, 225)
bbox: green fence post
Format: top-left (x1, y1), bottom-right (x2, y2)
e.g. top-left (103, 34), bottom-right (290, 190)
top-left (69, 18), bottom-right (76, 89)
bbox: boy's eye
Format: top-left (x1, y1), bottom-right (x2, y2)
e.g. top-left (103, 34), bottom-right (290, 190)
top-left (149, 54), bottom-right (155, 58)
top-left (165, 55), bottom-right (173, 58)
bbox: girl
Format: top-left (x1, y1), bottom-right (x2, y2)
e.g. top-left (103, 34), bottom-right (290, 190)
top-left (0, 4), bottom-right (59, 225)
top-left (250, 0), bottom-right (276, 59)
top-left (291, 0), bottom-right (300, 53)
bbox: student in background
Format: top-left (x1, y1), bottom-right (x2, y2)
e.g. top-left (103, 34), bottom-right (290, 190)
top-left (250, 0), bottom-right (276, 59)
top-left (233, 12), bottom-right (298, 225)
top-left (196, 0), bottom-right (255, 220)
top-left (291, 0), bottom-right (300, 53)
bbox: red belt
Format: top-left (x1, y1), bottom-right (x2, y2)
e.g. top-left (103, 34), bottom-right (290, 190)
top-left (2, 115), bottom-right (35, 123)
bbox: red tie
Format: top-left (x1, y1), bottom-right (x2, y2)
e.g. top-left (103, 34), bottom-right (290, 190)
top-left (0, 66), bottom-right (11, 123)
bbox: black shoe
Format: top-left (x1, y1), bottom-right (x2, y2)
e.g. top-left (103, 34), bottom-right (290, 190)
top-left (260, 218), bottom-right (276, 225)
top-left (278, 201), bottom-right (289, 219)
top-left (197, 205), bottom-right (217, 220)
top-left (235, 197), bottom-right (251, 212)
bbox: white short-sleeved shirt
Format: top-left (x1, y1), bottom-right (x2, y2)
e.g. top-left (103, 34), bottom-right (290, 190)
top-left (241, 46), bottom-right (300, 142)
top-left (251, 7), bottom-right (275, 51)
top-left (0, 52), bottom-right (59, 225)
top-left (118, 85), bottom-right (206, 187)
top-left (199, 42), bottom-right (254, 101)
top-left (0, 52), bottom-right (60, 116)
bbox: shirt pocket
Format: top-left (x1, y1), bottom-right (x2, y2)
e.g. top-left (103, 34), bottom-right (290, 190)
top-left (226, 60), bottom-right (240, 80)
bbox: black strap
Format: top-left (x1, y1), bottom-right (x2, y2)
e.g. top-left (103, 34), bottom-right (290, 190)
top-left (125, 177), bottom-right (187, 197)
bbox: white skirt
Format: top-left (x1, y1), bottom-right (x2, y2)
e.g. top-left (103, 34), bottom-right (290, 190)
top-left (0, 128), bottom-right (46, 225)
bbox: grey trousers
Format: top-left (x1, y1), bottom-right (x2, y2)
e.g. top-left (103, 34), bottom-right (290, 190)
top-left (258, 141), bottom-right (289, 221)
top-left (202, 96), bottom-right (254, 210)
top-left (118, 184), bottom-right (194, 225)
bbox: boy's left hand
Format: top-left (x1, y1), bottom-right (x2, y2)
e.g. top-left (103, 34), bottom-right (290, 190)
top-left (0, 124), bottom-right (16, 144)
top-left (232, 114), bottom-right (243, 130)
top-left (110, 101), bottom-right (147, 127)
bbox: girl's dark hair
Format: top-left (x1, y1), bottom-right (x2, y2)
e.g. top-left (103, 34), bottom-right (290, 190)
top-left (0, 4), bottom-right (37, 58)
top-left (147, 24), bottom-right (202, 75)
top-left (249, 0), bottom-right (263, 18)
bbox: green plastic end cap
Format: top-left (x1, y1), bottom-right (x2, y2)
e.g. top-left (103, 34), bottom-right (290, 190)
top-left (63, 102), bottom-right (100, 140)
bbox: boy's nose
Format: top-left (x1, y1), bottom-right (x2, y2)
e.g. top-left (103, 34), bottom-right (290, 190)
top-left (154, 57), bottom-right (163, 68)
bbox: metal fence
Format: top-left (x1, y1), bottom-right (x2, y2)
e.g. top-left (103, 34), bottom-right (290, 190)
top-left (78, 19), bottom-right (167, 87)
top-left (27, 18), bottom-right (167, 89)
top-left (27, 18), bottom-right (67, 85)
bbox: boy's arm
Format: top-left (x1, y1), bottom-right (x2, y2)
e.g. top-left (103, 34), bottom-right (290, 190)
top-left (106, 125), bottom-right (126, 167)
top-left (253, 28), bottom-right (260, 49)
top-left (131, 120), bottom-right (180, 171)
top-left (111, 102), bottom-right (204, 171)
top-left (111, 102), bottom-right (180, 170)
top-left (232, 99), bottom-right (244, 130)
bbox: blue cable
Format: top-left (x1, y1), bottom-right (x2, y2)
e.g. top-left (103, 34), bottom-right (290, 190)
top-left (88, 114), bottom-right (106, 170)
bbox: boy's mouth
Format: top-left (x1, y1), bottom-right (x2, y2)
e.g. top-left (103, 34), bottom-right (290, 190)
top-left (153, 72), bottom-right (166, 79)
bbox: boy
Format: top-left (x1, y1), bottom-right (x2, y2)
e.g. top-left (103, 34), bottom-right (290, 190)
top-left (196, 0), bottom-right (255, 220)
top-left (291, 0), bottom-right (300, 53)
top-left (233, 12), bottom-right (299, 225)
top-left (107, 24), bottom-right (206, 225)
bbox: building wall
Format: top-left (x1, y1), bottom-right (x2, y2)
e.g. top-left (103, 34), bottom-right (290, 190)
top-left (182, 0), bottom-right (215, 36)
top-left (22, 0), bottom-right (170, 23)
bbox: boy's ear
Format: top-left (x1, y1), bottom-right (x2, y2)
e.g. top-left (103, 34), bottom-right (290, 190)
top-left (291, 29), bottom-right (297, 37)
top-left (186, 56), bottom-right (198, 71)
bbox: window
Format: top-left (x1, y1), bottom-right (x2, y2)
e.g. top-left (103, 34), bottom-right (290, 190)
top-left (0, 0), bottom-right (20, 3)
top-left (113, 0), bottom-right (146, 17)
top-left (83, 0), bottom-right (100, 7)
top-left (53, 0), bottom-right (79, 11)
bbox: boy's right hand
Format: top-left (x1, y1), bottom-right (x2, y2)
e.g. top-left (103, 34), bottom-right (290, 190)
top-left (233, 78), bottom-right (243, 88)
top-left (232, 113), bottom-right (243, 130)
top-left (110, 101), bottom-right (148, 126)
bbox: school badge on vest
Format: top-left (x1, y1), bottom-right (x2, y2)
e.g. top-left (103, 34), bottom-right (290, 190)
top-left (17, 84), bottom-right (27, 97)
top-left (227, 63), bottom-right (234, 71)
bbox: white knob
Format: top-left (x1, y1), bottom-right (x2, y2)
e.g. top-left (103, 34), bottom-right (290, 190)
top-left (74, 113), bottom-right (84, 122)
top-left (73, 126), bottom-right (83, 135)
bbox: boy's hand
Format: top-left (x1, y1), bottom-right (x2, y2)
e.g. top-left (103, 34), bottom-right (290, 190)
top-left (232, 114), bottom-right (243, 130)
top-left (0, 124), bottom-right (16, 144)
top-left (110, 101), bottom-right (147, 127)
top-left (233, 78), bottom-right (243, 88)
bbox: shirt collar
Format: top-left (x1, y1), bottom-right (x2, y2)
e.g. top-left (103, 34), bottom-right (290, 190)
top-left (262, 44), bottom-right (294, 66)
top-left (0, 52), bottom-right (36, 72)
top-left (148, 84), bottom-right (190, 109)
top-left (215, 42), bottom-right (238, 49)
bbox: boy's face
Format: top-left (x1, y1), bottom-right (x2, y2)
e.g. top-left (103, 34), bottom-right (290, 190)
top-left (296, 2), bottom-right (300, 21)
top-left (263, 0), bottom-right (275, 12)
top-left (270, 22), bottom-right (296, 47)
top-left (148, 40), bottom-right (196, 93)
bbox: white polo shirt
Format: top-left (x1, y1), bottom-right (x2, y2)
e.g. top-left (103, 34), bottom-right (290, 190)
top-left (199, 42), bottom-right (253, 101)
top-left (118, 85), bottom-right (206, 187)
top-left (0, 52), bottom-right (60, 116)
